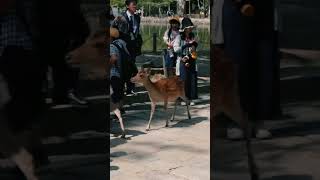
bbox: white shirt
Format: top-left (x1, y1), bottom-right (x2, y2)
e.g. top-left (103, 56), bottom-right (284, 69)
top-left (126, 10), bottom-right (137, 33)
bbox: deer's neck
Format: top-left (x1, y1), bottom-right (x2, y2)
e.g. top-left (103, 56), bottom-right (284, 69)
top-left (143, 77), bottom-right (157, 91)
top-left (143, 77), bottom-right (163, 100)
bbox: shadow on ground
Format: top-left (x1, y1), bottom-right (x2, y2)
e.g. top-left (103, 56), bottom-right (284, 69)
top-left (263, 174), bottom-right (313, 180)
top-left (171, 116), bottom-right (208, 128)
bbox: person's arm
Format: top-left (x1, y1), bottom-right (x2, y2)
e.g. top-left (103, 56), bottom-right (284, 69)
top-left (173, 34), bottom-right (182, 53)
top-left (163, 29), bottom-right (170, 45)
top-left (212, 0), bottom-right (224, 45)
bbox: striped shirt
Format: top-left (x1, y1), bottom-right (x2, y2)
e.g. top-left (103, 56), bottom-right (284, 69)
top-left (0, 9), bottom-right (32, 56)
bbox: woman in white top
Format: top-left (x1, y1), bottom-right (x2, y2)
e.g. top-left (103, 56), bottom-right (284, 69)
top-left (163, 16), bottom-right (181, 77)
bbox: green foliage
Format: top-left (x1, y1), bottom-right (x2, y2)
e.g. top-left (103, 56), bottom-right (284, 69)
top-left (111, 0), bottom-right (125, 8)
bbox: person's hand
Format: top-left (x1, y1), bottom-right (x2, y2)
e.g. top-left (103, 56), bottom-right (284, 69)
top-left (241, 3), bottom-right (255, 16)
top-left (182, 56), bottom-right (189, 63)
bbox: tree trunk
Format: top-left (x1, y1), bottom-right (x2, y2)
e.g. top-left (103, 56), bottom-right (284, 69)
top-left (177, 0), bottom-right (186, 16)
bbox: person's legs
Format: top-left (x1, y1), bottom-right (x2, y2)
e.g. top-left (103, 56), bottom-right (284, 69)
top-left (49, 53), bottom-right (70, 104)
top-left (257, 39), bottom-right (275, 121)
top-left (67, 67), bottom-right (88, 105)
top-left (271, 31), bottom-right (282, 118)
top-left (125, 57), bottom-right (137, 95)
top-left (110, 76), bottom-right (124, 104)
top-left (0, 46), bottom-right (49, 167)
top-left (49, 53), bottom-right (87, 106)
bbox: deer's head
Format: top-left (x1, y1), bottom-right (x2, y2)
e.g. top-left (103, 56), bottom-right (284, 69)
top-left (130, 67), bottom-right (151, 84)
top-left (67, 30), bottom-right (108, 80)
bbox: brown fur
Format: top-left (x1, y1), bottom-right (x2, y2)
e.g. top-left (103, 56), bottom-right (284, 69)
top-left (131, 68), bottom-right (191, 131)
top-left (67, 31), bottom-right (108, 80)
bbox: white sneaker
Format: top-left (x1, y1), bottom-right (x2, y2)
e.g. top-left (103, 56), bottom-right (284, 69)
top-left (181, 102), bottom-right (187, 105)
top-left (255, 129), bottom-right (272, 139)
top-left (190, 101), bottom-right (195, 106)
top-left (227, 128), bottom-right (244, 140)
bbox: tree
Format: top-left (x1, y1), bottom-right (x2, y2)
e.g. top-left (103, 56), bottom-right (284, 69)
top-left (111, 0), bottom-right (125, 8)
top-left (177, 0), bottom-right (186, 16)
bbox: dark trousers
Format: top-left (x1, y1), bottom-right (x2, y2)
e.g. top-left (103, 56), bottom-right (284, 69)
top-left (125, 57), bottom-right (136, 93)
top-left (111, 76), bottom-right (124, 104)
top-left (179, 61), bottom-right (198, 100)
top-left (239, 32), bottom-right (278, 123)
top-left (222, 0), bottom-right (279, 123)
top-left (43, 48), bottom-right (80, 102)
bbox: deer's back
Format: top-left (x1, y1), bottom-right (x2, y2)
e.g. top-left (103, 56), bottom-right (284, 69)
top-left (153, 76), bottom-right (184, 101)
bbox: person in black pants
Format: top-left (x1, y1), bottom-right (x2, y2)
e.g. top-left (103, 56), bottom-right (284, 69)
top-left (35, 0), bottom-right (90, 106)
top-left (213, 0), bottom-right (276, 139)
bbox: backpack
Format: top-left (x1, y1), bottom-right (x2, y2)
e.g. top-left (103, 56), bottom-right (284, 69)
top-left (111, 41), bottom-right (138, 82)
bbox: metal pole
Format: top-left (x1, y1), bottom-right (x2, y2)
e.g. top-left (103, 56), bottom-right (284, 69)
top-left (153, 33), bottom-right (157, 53)
top-left (189, 0), bottom-right (191, 16)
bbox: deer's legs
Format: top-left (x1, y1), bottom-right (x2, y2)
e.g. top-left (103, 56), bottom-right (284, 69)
top-left (164, 100), bottom-right (170, 127)
top-left (181, 97), bottom-right (191, 119)
top-left (114, 108), bottom-right (125, 138)
top-left (170, 99), bottom-right (178, 122)
top-left (146, 102), bottom-right (156, 131)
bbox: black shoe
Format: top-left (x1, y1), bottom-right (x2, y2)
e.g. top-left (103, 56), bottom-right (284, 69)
top-left (51, 98), bottom-right (71, 109)
top-left (68, 92), bottom-right (89, 106)
top-left (125, 90), bottom-right (136, 96)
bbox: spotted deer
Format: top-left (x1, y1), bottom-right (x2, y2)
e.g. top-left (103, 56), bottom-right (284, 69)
top-left (130, 67), bottom-right (191, 131)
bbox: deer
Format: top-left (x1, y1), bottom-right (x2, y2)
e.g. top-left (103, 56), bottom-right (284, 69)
top-left (212, 47), bottom-right (259, 180)
top-left (130, 67), bottom-right (191, 131)
top-left (66, 29), bottom-right (126, 138)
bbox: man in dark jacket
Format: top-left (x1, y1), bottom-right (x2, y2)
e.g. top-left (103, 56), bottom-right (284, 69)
top-left (121, 0), bottom-right (142, 95)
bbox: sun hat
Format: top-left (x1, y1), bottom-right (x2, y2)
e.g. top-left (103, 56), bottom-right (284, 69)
top-left (179, 17), bottom-right (195, 32)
